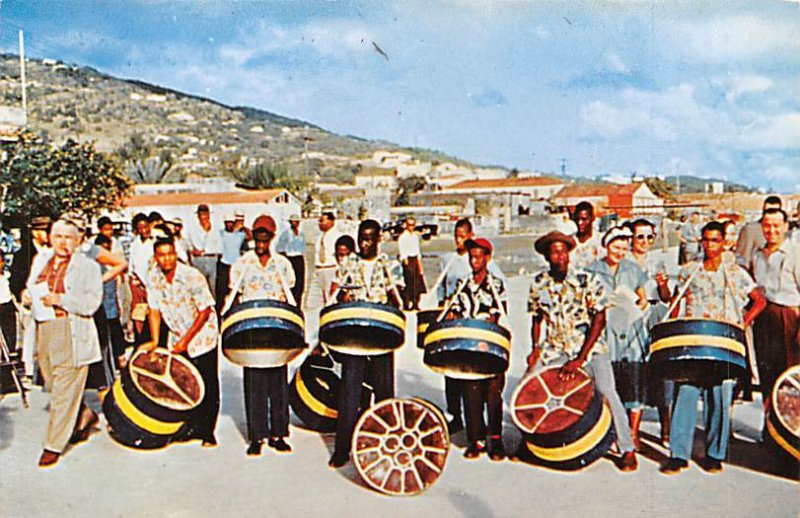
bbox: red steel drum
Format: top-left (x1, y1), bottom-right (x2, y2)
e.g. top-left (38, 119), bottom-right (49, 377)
top-left (767, 365), bottom-right (800, 460)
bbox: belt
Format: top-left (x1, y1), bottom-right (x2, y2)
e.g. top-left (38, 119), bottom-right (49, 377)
top-left (199, 253), bottom-right (221, 258)
top-left (315, 265), bottom-right (336, 269)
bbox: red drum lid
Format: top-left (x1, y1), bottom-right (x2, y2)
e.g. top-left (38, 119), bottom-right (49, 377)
top-left (512, 367), bottom-right (596, 435)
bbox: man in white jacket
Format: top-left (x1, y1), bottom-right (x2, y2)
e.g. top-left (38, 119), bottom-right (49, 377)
top-left (26, 218), bottom-right (103, 467)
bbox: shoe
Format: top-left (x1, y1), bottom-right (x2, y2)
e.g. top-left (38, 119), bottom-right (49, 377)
top-left (328, 452), bottom-right (349, 468)
top-left (69, 411), bottom-right (100, 445)
top-left (619, 451), bottom-right (638, 472)
top-left (201, 437), bottom-right (218, 448)
top-left (447, 418), bottom-right (464, 435)
top-left (659, 458), bottom-right (688, 475)
top-left (703, 458), bottom-right (723, 473)
top-left (246, 441), bottom-right (262, 456)
top-left (38, 450), bottom-right (60, 468)
top-left (268, 437), bottom-right (292, 453)
top-left (463, 441), bottom-right (485, 459)
top-left (487, 438), bottom-right (506, 461)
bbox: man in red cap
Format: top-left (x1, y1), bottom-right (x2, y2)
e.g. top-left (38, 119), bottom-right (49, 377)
top-left (444, 236), bottom-right (508, 460)
top-left (225, 214), bottom-right (297, 456)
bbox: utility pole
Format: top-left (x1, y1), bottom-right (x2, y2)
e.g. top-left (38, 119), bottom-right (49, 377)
top-left (560, 158), bottom-right (567, 178)
top-left (19, 30), bottom-right (27, 122)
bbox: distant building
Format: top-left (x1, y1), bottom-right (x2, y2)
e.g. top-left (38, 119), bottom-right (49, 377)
top-left (554, 182), bottom-right (664, 218)
top-left (354, 167), bottom-right (398, 190)
top-left (443, 176), bottom-right (565, 200)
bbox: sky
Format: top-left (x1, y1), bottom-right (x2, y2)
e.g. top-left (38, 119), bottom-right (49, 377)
top-left (0, 1), bottom-right (798, 192)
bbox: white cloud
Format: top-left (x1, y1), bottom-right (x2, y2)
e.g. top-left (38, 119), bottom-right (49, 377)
top-left (725, 74), bottom-right (773, 103)
top-left (739, 113), bottom-right (800, 149)
top-left (604, 52), bottom-right (629, 74)
top-left (670, 14), bottom-right (800, 61)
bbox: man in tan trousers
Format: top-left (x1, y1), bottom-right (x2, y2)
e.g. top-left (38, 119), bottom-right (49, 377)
top-left (26, 218), bottom-right (103, 467)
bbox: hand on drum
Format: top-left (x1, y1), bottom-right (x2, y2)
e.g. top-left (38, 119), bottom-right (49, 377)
top-left (137, 340), bottom-right (158, 353)
top-left (170, 337), bottom-right (189, 355)
top-left (558, 358), bottom-right (582, 381)
top-left (526, 349), bottom-right (540, 370)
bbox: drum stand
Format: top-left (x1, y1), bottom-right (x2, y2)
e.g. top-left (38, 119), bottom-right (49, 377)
top-left (0, 328), bottom-right (28, 408)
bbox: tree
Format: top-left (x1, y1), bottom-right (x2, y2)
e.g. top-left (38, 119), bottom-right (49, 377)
top-left (233, 161), bottom-right (309, 195)
top-left (0, 131), bottom-right (132, 222)
top-left (115, 133), bottom-right (177, 183)
top-left (644, 176), bottom-right (675, 201)
top-left (394, 175), bottom-right (427, 206)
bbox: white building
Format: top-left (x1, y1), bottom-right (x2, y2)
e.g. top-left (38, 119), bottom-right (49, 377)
top-left (443, 176), bottom-right (566, 200)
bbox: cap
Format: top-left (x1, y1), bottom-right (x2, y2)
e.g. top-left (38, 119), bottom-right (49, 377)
top-left (534, 231), bottom-right (577, 256)
top-left (234, 211), bottom-right (245, 219)
top-left (464, 237), bottom-right (493, 255)
top-left (252, 214), bottom-right (277, 234)
top-left (601, 226), bottom-right (633, 248)
top-left (288, 213), bottom-right (301, 222)
top-left (30, 216), bottom-right (52, 230)
top-left (196, 204), bottom-right (210, 214)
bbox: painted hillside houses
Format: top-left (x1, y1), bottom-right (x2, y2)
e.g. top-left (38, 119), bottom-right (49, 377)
top-left (553, 182), bottom-right (664, 218)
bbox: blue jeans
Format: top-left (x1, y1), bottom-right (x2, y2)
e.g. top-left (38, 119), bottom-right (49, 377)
top-left (669, 380), bottom-right (734, 461)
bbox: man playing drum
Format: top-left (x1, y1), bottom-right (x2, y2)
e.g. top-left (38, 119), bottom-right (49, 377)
top-left (660, 221), bottom-right (766, 474)
top-left (228, 215), bottom-right (296, 456)
top-left (527, 230), bottom-right (638, 471)
top-left (444, 237), bottom-right (508, 460)
top-left (327, 219), bottom-right (404, 468)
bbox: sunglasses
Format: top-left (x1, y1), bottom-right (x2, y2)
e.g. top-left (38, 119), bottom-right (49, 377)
top-left (635, 234), bottom-right (655, 241)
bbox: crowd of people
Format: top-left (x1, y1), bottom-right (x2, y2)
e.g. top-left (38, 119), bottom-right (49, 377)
top-left (0, 196), bottom-right (797, 479)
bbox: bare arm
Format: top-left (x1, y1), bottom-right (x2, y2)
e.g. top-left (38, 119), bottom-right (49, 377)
top-left (559, 310), bottom-right (606, 379)
top-left (172, 306), bottom-right (212, 354)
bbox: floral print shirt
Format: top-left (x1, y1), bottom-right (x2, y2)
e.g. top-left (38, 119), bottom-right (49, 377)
top-left (528, 268), bottom-right (609, 360)
top-left (679, 256), bottom-right (756, 325)
top-left (572, 234), bottom-right (604, 269)
top-left (229, 251), bottom-right (296, 304)
top-left (147, 262), bottom-right (219, 358)
top-left (448, 273), bottom-right (507, 322)
top-left (333, 253), bottom-right (404, 305)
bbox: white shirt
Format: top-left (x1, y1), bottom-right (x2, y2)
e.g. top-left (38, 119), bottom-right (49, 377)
top-left (186, 220), bottom-right (223, 255)
top-left (129, 236), bottom-right (154, 283)
top-left (398, 230), bottom-right (421, 260)
top-left (315, 228), bottom-right (342, 268)
top-left (753, 240), bottom-right (800, 307)
top-left (0, 273), bottom-right (11, 304)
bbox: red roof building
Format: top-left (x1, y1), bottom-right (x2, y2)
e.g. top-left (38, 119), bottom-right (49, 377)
top-left (554, 182), bottom-right (664, 218)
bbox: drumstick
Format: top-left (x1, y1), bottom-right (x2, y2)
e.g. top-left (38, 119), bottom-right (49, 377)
top-left (274, 261), bottom-right (298, 307)
top-left (382, 259), bottom-right (405, 308)
top-left (426, 254), bottom-right (457, 302)
top-left (220, 272), bottom-right (244, 317)
top-left (661, 261), bottom-right (702, 324)
top-left (436, 277), bottom-right (468, 322)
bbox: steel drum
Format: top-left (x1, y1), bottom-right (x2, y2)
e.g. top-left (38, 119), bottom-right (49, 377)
top-left (511, 366), bottom-right (614, 470)
top-left (416, 309), bottom-right (442, 349)
top-left (221, 299), bottom-right (306, 368)
top-left (649, 318), bottom-right (747, 383)
top-left (766, 365), bottom-right (800, 460)
top-left (352, 398), bottom-right (450, 496)
top-left (103, 348), bottom-right (205, 449)
top-left (319, 301), bottom-right (406, 356)
top-left (423, 319), bottom-right (510, 380)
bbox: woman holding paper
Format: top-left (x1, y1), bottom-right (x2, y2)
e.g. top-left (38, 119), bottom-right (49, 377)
top-left (586, 226), bottom-right (649, 450)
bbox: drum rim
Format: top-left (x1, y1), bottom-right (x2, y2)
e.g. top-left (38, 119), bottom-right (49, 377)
top-left (320, 300), bottom-right (405, 319)
top-left (771, 365), bottom-right (800, 440)
top-left (653, 317), bottom-right (745, 331)
top-left (223, 298), bottom-right (304, 318)
top-left (426, 317), bottom-right (511, 338)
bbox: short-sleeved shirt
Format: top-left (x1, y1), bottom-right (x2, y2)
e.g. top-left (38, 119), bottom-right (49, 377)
top-left (437, 252), bottom-right (505, 304)
top-left (448, 273), bottom-right (506, 322)
top-left (528, 269), bottom-right (608, 360)
top-left (276, 228), bottom-right (306, 257)
top-left (572, 234), bottom-right (604, 269)
top-left (679, 257), bottom-right (757, 325)
top-left (147, 262), bottom-right (218, 358)
top-left (229, 251), bottom-right (296, 304)
top-left (752, 240), bottom-right (800, 307)
top-left (129, 237), bottom-right (154, 283)
top-left (220, 229), bottom-right (247, 265)
top-left (333, 253), bottom-right (404, 305)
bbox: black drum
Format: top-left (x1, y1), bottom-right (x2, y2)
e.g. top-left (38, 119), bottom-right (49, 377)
top-left (423, 319), bottom-right (510, 379)
top-left (649, 318), bottom-right (747, 383)
top-left (767, 365), bottom-right (800, 460)
top-left (416, 309), bottom-right (442, 349)
top-left (319, 301), bottom-right (406, 356)
top-left (222, 299), bottom-right (306, 368)
top-left (511, 367), bottom-right (614, 470)
top-left (103, 348), bottom-right (205, 449)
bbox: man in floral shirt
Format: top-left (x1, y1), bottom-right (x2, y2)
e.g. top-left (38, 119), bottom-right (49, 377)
top-left (661, 221), bottom-right (765, 475)
top-left (227, 215), bottom-right (296, 456)
top-left (527, 230), bottom-right (638, 471)
top-left (445, 237), bottom-right (508, 461)
top-left (142, 236), bottom-right (220, 447)
top-left (328, 219), bottom-right (404, 468)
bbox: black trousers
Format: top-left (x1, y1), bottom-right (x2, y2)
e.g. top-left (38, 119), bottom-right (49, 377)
top-left (0, 300), bottom-right (17, 353)
top-left (183, 347), bottom-right (220, 442)
top-left (216, 262), bottom-right (231, 314)
top-left (244, 365), bottom-right (289, 441)
top-left (106, 315), bottom-right (126, 362)
top-left (754, 303), bottom-right (799, 401)
top-left (285, 255), bottom-right (306, 306)
top-left (445, 376), bottom-right (464, 420)
top-left (463, 374), bottom-right (505, 443)
top-left (334, 353), bottom-right (394, 458)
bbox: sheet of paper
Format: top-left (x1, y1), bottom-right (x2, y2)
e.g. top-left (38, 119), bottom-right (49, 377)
top-left (31, 282), bottom-right (56, 322)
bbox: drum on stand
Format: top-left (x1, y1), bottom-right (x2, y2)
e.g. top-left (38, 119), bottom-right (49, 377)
top-left (511, 366), bottom-right (614, 470)
top-left (319, 301), bottom-right (406, 356)
top-left (103, 348), bottom-right (205, 449)
top-left (766, 365), bottom-right (800, 460)
top-left (221, 299), bottom-right (306, 368)
top-left (649, 318), bottom-right (747, 383)
top-left (352, 398), bottom-right (450, 496)
top-left (423, 319), bottom-right (510, 379)
top-left (415, 309), bottom-right (442, 349)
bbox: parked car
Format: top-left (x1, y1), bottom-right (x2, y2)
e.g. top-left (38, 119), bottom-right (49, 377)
top-left (381, 220), bottom-right (439, 241)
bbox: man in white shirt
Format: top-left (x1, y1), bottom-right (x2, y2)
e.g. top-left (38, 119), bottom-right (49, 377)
top-left (128, 213), bottom-right (153, 346)
top-left (186, 204), bottom-right (223, 294)
top-left (304, 211), bottom-right (341, 345)
top-left (398, 217), bottom-right (426, 310)
top-left (752, 208), bottom-right (800, 415)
